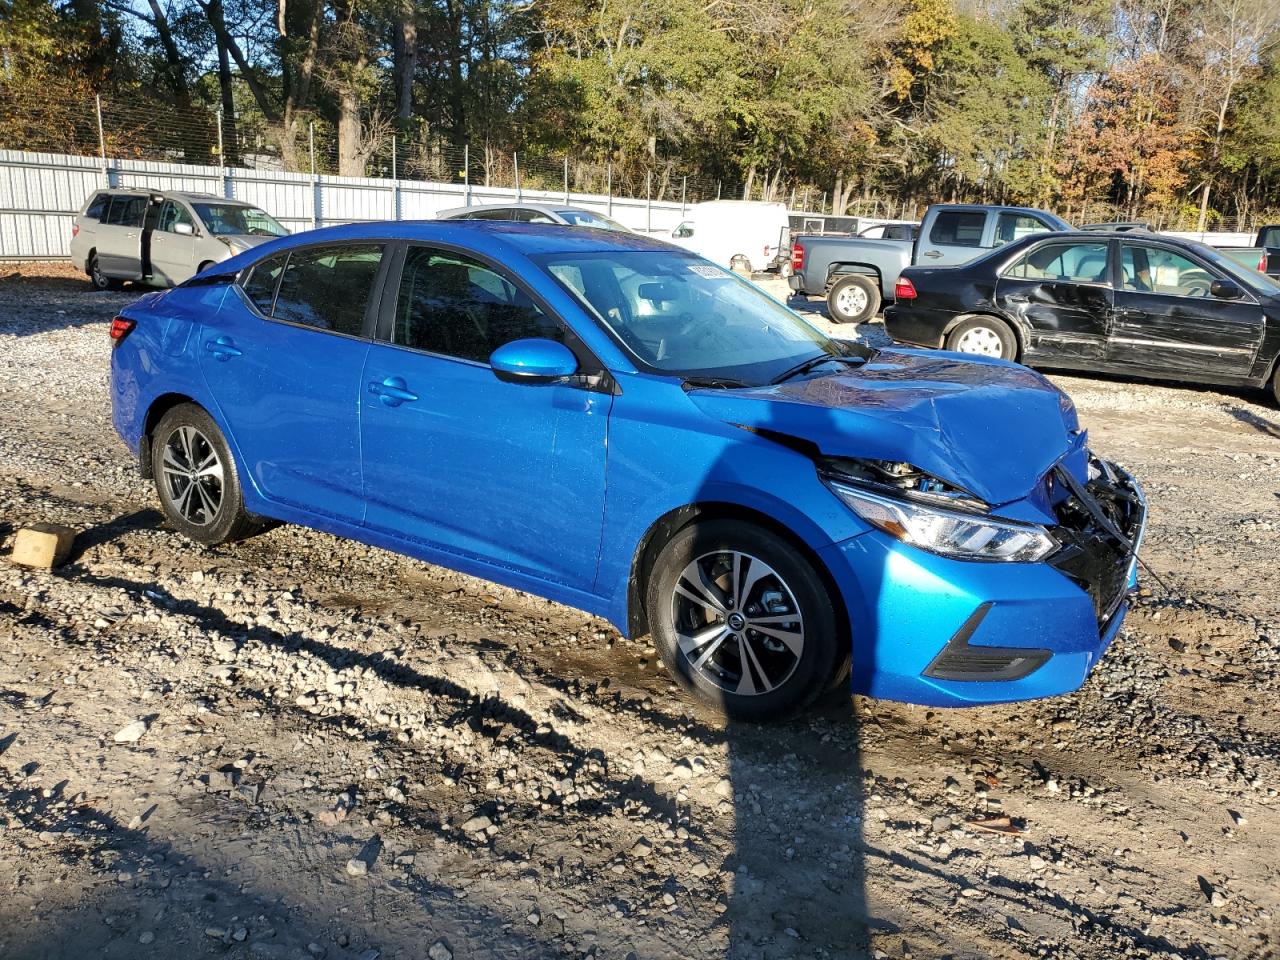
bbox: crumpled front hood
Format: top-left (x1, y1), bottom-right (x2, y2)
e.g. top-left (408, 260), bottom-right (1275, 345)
top-left (689, 349), bottom-right (1082, 507)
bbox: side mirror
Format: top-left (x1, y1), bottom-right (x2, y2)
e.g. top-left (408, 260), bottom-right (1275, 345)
top-left (173, 222), bottom-right (194, 236)
top-left (489, 338), bottom-right (579, 384)
top-left (672, 223), bottom-right (693, 239)
top-left (1210, 278), bottom-right (1243, 300)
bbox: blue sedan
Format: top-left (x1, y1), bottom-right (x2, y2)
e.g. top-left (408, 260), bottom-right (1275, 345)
top-left (108, 221), bottom-right (1146, 719)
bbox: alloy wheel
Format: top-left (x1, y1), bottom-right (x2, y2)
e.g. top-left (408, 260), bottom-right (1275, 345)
top-left (669, 550), bottom-right (805, 696)
top-left (955, 326), bottom-right (1004, 357)
top-left (161, 425), bottom-right (224, 526)
top-left (836, 285), bottom-right (867, 317)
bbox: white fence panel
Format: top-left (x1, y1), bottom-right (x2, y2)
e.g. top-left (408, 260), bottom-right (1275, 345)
top-left (0, 148), bottom-right (694, 259)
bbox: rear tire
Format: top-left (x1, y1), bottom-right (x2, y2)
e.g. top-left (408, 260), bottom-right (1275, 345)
top-left (1270, 361), bottom-right (1280, 407)
top-left (89, 255), bottom-right (122, 291)
top-left (826, 274), bottom-right (880, 324)
top-left (645, 520), bottom-right (841, 721)
top-left (946, 314), bottom-right (1017, 361)
top-left (151, 404), bottom-right (260, 546)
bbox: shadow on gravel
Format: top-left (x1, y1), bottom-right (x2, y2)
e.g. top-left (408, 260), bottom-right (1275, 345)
top-left (64, 565), bottom-right (700, 845)
top-left (724, 700), bottom-right (868, 958)
top-left (0, 761), bottom-right (559, 960)
top-left (65, 507), bottom-right (165, 562)
top-left (1226, 405), bottom-right (1280, 439)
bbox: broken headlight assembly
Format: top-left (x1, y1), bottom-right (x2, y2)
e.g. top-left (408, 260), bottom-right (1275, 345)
top-left (820, 458), bottom-right (1058, 564)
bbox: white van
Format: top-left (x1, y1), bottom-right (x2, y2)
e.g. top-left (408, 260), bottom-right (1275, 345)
top-left (669, 200), bottom-right (790, 273)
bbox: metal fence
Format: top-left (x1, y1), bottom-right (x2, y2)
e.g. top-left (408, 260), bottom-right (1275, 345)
top-left (0, 148), bottom-right (717, 260)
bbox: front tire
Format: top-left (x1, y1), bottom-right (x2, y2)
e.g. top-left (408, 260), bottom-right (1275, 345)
top-left (1270, 361), bottom-right (1280, 407)
top-left (646, 520), bottom-right (841, 721)
top-left (946, 315), bottom-right (1017, 360)
top-left (826, 274), bottom-right (880, 324)
top-left (151, 404), bottom-right (259, 546)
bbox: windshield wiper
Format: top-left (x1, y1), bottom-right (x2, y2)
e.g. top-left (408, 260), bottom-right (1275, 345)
top-left (770, 352), bottom-right (862, 385)
top-left (681, 376), bottom-right (750, 391)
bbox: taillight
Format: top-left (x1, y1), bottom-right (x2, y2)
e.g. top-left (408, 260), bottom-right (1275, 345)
top-left (1259, 253), bottom-right (1268, 273)
top-left (791, 241), bottom-right (805, 272)
top-left (109, 316), bottom-right (135, 346)
top-left (895, 276), bottom-right (918, 300)
top-left (72, 223), bottom-right (80, 239)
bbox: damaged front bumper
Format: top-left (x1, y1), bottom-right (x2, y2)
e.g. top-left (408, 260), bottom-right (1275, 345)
top-left (818, 459), bottom-right (1146, 707)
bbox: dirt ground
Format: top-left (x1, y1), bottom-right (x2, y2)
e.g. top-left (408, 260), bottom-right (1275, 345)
top-left (1, 261), bottom-right (1278, 960)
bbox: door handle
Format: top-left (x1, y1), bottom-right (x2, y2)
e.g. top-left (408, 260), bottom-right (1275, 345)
top-left (369, 376), bottom-right (419, 407)
top-left (1117, 309), bottom-right (1147, 321)
top-left (204, 335), bottom-right (242, 360)
top-left (923, 250), bottom-right (944, 258)
top-left (1006, 294), bottom-right (1029, 303)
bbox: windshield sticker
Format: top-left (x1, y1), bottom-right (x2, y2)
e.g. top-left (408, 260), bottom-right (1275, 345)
top-left (688, 264), bottom-right (729, 280)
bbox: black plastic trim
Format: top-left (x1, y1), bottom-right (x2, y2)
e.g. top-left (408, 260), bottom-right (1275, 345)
top-left (923, 602), bottom-right (1052, 682)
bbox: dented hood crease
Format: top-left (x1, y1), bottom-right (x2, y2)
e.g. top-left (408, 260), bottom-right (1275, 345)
top-left (689, 349), bottom-right (1082, 507)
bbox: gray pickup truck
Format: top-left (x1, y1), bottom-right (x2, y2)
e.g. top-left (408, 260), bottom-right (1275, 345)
top-left (788, 204), bottom-right (1072, 322)
top-left (1213, 224), bottom-right (1280, 279)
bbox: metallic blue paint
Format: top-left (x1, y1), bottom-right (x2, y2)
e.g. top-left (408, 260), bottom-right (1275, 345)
top-left (110, 220), bottom-right (1145, 708)
top-left (489, 338), bottom-right (580, 380)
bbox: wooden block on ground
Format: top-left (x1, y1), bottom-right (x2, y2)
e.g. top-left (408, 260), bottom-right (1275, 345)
top-left (10, 523), bottom-right (77, 569)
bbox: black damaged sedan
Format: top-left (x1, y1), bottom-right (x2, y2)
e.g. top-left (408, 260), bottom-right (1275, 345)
top-left (883, 231), bottom-right (1280, 404)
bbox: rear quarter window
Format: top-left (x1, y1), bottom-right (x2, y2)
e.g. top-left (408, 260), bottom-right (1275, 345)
top-left (241, 254), bottom-right (288, 315)
top-left (83, 194), bottom-right (109, 221)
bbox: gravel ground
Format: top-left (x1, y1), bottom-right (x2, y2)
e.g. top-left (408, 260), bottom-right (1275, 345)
top-left (1, 262), bottom-right (1278, 960)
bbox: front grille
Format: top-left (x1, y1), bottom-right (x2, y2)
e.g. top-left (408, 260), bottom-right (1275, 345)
top-left (1047, 459), bottom-right (1144, 625)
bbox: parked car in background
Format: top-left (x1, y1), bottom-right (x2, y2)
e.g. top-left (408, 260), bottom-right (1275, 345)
top-left (668, 200), bottom-right (790, 274)
top-left (789, 204), bottom-right (1072, 323)
top-left (70, 189), bottom-right (289, 290)
top-left (884, 231), bottom-right (1280, 403)
top-left (436, 202), bottom-right (631, 232)
top-left (1205, 224), bottom-right (1280, 279)
top-left (109, 220), bottom-right (1145, 718)
top-left (857, 221), bottom-right (919, 240)
top-left (1081, 221), bottom-right (1152, 232)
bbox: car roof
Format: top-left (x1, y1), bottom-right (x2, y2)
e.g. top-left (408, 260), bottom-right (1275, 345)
top-left (92, 188), bottom-right (252, 205)
top-left (222, 220), bottom-right (679, 266)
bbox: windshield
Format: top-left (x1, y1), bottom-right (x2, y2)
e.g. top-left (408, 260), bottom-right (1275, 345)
top-left (193, 203), bottom-right (289, 238)
top-left (1193, 243), bottom-right (1280, 297)
top-left (555, 209), bottom-right (630, 232)
top-left (534, 250), bottom-right (856, 384)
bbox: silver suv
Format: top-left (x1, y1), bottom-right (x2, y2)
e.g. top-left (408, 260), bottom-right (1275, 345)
top-left (69, 189), bottom-right (289, 290)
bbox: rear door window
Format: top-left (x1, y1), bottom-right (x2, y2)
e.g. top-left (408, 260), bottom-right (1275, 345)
top-left (928, 211), bottom-right (986, 247)
top-left (105, 195), bottom-right (147, 227)
top-left (271, 245), bottom-right (384, 335)
top-left (1005, 241), bottom-right (1110, 283)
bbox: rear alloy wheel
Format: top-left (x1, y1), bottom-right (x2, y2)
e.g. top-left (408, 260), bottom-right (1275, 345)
top-left (646, 520), bottom-right (840, 721)
top-left (152, 404), bottom-right (260, 546)
top-left (826, 274), bottom-right (880, 324)
top-left (946, 315), bottom-right (1017, 361)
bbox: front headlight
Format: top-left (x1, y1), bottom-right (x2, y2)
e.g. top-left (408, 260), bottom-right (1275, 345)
top-left (826, 479), bottom-right (1058, 563)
